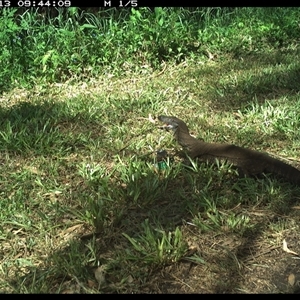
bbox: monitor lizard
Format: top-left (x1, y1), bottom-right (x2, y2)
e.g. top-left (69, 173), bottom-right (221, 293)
top-left (158, 115), bottom-right (300, 185)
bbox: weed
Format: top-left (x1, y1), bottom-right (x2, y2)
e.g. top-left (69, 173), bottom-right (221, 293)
top-left (123, 219), bottom-right (188, 267)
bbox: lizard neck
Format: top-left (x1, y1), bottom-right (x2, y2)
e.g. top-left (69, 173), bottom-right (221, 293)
top-left (174, 122), bottom-right (199, 150)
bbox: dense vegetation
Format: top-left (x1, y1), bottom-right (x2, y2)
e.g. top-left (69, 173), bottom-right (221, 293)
top-left (1, 7), bottom-right (300, 91)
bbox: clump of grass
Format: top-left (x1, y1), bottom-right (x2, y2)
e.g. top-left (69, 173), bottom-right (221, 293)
top-left (123, 219), bottom-right (188, 267)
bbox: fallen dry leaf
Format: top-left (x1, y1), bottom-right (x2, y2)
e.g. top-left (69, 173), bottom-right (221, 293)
top-left (283, 239), bottom-right (299, 256)
top-left (136, 114), bottom-right (156, 123)
top-left (206, 50), bottom-right (215, 60)
top-left (87, 279), bottom-right (98, 288)
top-left (148, 113), bottom-right (156, 123)
top-left (94, 265), bottom-right (107, 287)
top-left (288, 273), bottom-right (295, 286)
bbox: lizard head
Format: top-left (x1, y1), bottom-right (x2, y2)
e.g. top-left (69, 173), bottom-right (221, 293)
top-left (157, 115), bottom-right (195, 149)
top-left (158, 115), bottom-right (189, 134)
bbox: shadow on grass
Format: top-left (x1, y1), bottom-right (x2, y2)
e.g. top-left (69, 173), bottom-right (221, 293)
top-left (0, 100), bottom-right (112, 157)
top-left (3, 159), bottom-right (300, 293)
top-left (1, 74), bottom-right (300, 292)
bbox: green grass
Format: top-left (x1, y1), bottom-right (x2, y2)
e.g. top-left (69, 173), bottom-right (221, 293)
top-left (1, 7), bottom-right (300, 294)
top-left (1, 7), bottom-right (300, 91)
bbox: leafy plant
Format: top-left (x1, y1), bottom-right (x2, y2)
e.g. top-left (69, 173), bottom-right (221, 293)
top-left (123, 219), bottom-right (188, 266)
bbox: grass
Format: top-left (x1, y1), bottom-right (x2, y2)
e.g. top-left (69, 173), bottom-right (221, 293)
top-left (1, 7), bottom-right (300, 294)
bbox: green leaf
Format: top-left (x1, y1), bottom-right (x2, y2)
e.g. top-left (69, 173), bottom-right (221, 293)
top-left (80, 24), bottom-right (97, 30)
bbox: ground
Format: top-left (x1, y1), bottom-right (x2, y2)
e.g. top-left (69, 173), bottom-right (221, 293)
top-left (1, 54), bottom-right (300, 294)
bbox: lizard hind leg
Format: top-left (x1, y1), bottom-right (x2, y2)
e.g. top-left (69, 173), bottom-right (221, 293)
top-left (236, 167), bottom-right (251, 178)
